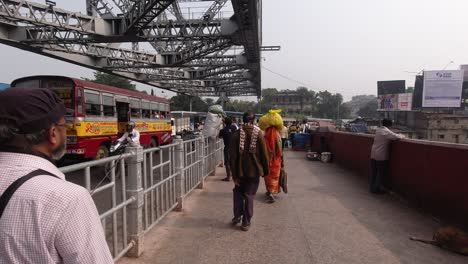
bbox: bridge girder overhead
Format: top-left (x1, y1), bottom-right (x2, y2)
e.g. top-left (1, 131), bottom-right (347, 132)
top-left (0, 0), bottom-right (262, 97)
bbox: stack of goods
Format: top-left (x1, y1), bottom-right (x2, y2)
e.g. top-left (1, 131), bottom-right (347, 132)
top-left (258, 109), bottom-right (284, 131)
top-left (202, 105), bottom-right (225, 138)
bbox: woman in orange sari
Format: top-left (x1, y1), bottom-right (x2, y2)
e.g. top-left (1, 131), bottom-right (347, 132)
top-left (263, 126), bottom-right (283, 203)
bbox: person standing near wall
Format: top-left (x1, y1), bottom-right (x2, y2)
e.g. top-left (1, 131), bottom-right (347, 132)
top-left (229, 112), bottom-right (269, 231)
top-left (370, 118), bottom-right (405, 194)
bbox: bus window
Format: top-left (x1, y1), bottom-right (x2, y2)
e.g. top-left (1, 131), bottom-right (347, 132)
top-left (102, 94), bottom-right (115, 117)
top-left (142, 101), bottom-right (151, 119)
top-left (130, 99), bottom-right (141, 118)
top-left (77, 88), bottom-right (83, 114)
top-left (85, 91), bottom-right (101, 116)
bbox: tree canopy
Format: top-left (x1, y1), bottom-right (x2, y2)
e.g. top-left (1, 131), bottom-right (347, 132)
top-left (170, 94), bottom-right (208, 112)
top-left (85, 72), bottom-right (137, 91)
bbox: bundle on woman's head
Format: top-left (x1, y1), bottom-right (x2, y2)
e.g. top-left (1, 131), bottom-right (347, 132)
top-left (259, 109), bottom-right (284, 131)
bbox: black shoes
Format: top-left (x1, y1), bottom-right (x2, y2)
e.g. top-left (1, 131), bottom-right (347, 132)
top-left (231, 216), bottom-right (241, 225)
top-left (222, 177), bottom-right (231, 182)
top-left (266, 193), bottom-right (275, 203)
top-left (240, 224), bottom-right (250, 231)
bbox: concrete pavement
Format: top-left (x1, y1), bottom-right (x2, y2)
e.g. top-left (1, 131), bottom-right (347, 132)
top-left (118, 151), bottom-right (466, 264)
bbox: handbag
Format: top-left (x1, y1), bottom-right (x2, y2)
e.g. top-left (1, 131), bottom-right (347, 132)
top-left (279, 167), bottom-right (288, 194)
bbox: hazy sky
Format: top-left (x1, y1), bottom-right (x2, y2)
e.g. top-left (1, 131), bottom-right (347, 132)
top-left (2, 0), bottom-right (468, 101)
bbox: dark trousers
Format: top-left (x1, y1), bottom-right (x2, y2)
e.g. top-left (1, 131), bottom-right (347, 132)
top-left (370, 159), bottom-right (388, 193)
top-left (223, 148), bottom-right (231, 178)
top-left (233, 177), bottom-right (260, 225)
top-left (281, 138), bottom-right (287, 150)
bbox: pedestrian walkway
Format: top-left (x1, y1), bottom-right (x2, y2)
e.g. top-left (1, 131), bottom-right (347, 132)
top-left (118, 151), bottom-right (467, 264)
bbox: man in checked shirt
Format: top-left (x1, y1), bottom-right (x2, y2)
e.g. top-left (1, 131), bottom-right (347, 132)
top-left (0, 88), bottom-right (113, 263)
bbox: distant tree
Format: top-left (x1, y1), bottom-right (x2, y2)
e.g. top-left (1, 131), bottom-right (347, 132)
top-left (296, 86), bottom-right (312, 112)
top-left (170, 94), bottom-right (208, 112)
top-left (357, 100), bottom-right (379, 118)
top-left (85, 71), bottom-right (136, 90)
top-left (406, 87), bottom-right (414, 93)
top-left (151, 89), bottom-right (154, 96)
top-left (255, 88), bottom-right (277, 113)
top-left (343, 94), bottom-right (377, 117)
top-left (205, 98), bottom-right (215, 106)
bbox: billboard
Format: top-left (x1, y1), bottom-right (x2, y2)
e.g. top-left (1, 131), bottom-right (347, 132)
top-left (378, 93), bottom-right (413, 111)
top-left (378, 94), bottom-right (398, 111)
top-left (423, 70), bottom-right (464, 107)
top-left (377, 80), bottom-right (406, 95)
top-left (397, 93), bottom-right (413, 111)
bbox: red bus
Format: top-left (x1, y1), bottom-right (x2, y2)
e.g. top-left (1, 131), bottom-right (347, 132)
top-left (11, 75), bottom-right (173, 159)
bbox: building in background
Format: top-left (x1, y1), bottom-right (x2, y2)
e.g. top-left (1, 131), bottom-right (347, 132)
top-left (271, 90), bottom-right (315, 114)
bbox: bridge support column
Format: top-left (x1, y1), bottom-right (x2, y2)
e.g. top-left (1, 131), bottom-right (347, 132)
top-left (197, 135), bottom-right (205, 189)
top-left (125, 145), bottom-right (145, 257)
top-left (174, 136), bottom-right (185, 211)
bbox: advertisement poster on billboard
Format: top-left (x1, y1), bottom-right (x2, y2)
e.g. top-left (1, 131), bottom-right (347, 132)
top-left (378, 93), bottom-right (413, 111)
top-left (423, 70), bottom-right (464, 107)
top-left (397, 93), bottom-right (413, 111)
top-left (378, 94), bottom-right (398, 111)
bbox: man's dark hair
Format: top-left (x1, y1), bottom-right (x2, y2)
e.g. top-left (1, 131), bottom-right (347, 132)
top-left (224, 117), bottom-right (233, 125)
top-left (382, 118), bottom-right (393, 127)
top-left (243, 112), bottom-right (255, 124)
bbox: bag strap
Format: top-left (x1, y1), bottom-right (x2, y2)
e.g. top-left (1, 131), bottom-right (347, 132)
top-left (0, 169), bottom-right (58, 219)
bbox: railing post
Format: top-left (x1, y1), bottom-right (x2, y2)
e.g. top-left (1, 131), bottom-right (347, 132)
top-left (197, 135), bottom-right (205, 189)
top-left (174, 136), bottom-right (185, 211)
top-left (125, 145), bottom-right (144, 257)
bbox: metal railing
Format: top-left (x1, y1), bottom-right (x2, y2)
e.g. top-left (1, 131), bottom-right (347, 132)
top-left (59, 136), bottom-right (223, 261)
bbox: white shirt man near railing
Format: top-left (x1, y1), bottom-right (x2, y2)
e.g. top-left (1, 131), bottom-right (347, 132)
top-left (370, 118), bottom-right (405, 194)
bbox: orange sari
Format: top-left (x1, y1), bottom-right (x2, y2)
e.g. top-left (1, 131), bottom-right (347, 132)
top-left (263, 127), bottom-right (283, 194)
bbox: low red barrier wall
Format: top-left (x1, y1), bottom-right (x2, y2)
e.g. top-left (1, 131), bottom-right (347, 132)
top-left (318, 132), bottom-right (468, 226)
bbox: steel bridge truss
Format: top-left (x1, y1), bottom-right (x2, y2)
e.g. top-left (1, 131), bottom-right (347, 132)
top-left (0, 0), bottom-right (262, 97)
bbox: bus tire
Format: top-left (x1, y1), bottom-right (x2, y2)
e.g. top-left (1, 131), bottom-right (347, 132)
top-left (96, 144), bottom-right (109, 160)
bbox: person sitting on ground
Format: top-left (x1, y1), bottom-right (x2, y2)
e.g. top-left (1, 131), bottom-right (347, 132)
top-left (369, 118), bottom-right (405, 194)
top-left (0, 88), bottom-right (113, 263)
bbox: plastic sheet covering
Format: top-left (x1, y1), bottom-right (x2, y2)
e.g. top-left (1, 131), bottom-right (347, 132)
top-left (202, 112), bottom-right (223, 138)
top-left (259, 109), bottom-right (284, 131)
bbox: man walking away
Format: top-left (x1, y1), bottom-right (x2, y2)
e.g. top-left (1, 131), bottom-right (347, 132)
top-left (229, 112), bottom-right (269, 231)
top-left (370, 118), bottom-right (405, 194)
top-left (0, 88), bottom-right (113, 263)
top-left (219, 117), bottom-right (237, 181)
top-left (280, 122), bottom-right (289, 150)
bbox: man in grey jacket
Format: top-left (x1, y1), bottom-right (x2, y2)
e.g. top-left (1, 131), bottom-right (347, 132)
top-left (370, 119), bottom-right (405, 194)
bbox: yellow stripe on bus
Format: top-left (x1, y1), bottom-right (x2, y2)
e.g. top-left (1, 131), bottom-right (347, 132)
top-left (71, 121), bottom-right (171, 137)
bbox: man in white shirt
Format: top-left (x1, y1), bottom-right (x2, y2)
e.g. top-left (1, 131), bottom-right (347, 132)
top-left (280, 122), bottom-right (289, 150)
top-left (370, 119), bottom-right (405, 194)
top-left (0, 88), bottom-right (113, 263)
top-left (118, 121), bottom-right (140, 146)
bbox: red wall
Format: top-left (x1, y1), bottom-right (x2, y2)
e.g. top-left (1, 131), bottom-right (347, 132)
top-left (320, 132), bottom-right (468, 226)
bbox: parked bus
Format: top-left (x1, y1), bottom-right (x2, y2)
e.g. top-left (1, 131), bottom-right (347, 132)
top-left (11, 75), bottom-right (172, 160)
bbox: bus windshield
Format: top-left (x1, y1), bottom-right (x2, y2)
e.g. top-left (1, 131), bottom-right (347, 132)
top-left (13, 78), bottom-right (74, 115)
